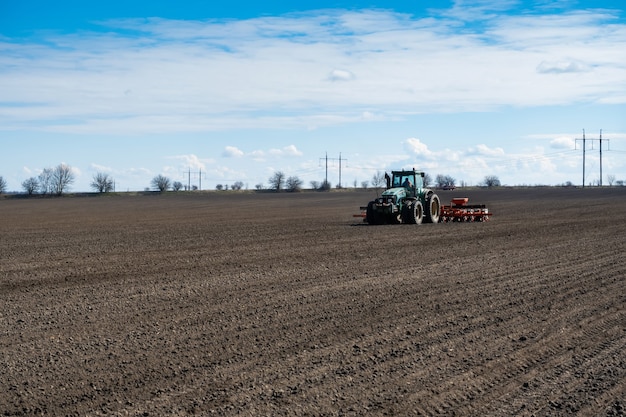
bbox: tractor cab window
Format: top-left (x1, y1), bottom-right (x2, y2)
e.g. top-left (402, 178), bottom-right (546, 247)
top-left (392, 172), bottom-right (423, 189)
top-left (393, 175), bottom-right (414, 188)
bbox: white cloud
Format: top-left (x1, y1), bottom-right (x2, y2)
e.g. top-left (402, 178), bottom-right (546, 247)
top-left (390, 138), bottom-right (594, 186)
top-left (268, 145), bottom-right (303, 157)
top-left (223, 146), bottom-right (245, 158)
top-left (467, 144), bottom-right (505, 157)
top-left (90, 163), bottom-right (113, 172)
top-left (69, 165), bottom-right (82, 178)
top-left (220, 145), bottom-right (304, 161)
top-left (207, 165), bottom-right (247, 182)
top-left (550, 136), bottom-right (575, 149)
top-left (170, 154), bottom-right (212, 170)
top-left (1, 6), bottom-right (624, 134)
top-left (328, 69), bottom-right (355, 81)
top-left (536, 60), bottom-right (589, 74)
top-left (127, 167), bottom-right (152, 176)
top-left (404, 138), bottom-right (433, 157)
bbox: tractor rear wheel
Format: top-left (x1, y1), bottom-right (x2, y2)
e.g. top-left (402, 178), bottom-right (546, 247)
top-left (424, 193), bottom-right (441, 223)
top-left (366, 201), bottom-right (383, 225)
top-left (403, 201), bottom-right (423, 224)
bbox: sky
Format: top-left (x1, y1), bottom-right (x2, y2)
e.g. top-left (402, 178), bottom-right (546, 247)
top-left (1, 0), bottom-right (625, 192)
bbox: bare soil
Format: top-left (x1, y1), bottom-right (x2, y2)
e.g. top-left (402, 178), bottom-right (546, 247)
top-left (1, 188), bottom-right (625, 416)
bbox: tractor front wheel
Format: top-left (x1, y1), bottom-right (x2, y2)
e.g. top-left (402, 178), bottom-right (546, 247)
top-left (366, 201), bottom-right (383, 225)
top-left (403, 201), bottom-right (423, 224)
top-left (390, 212), bottom-right (402, 224)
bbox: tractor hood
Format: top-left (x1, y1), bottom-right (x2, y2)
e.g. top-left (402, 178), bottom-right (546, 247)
top-left (381, 187), bottom-right (407, 200)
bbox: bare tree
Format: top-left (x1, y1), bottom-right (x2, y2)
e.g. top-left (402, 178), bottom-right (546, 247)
top-left (0, 176), bottom-right (7, 194)
top-left (91, 172), bottom-right (114, 193)
top-left (151, 174), bottom-right (171, 192)
top-left (172, 181), bottom-right (183, 191)
top-left (607, 174), bottom-right (616, 186)
top-left (436, 174), bottom-right (456, 189)
top-left (482, 175), bottom-right (501, 187)
top-left (52, 163), bottom-right (75, 195)
top-left (38, 168), bottom-right (54, 195)
top-left (361, 180), bottom-right (369, 189)
top-left (232, 181), bottom-right (244, 191)
top-left (286, 176), bottom-right (303, 192)
top-left (268, 171), bottom-right (286, 191)
top-left (371, 171), bottom-right (385, 189)
top-left (22, 177), bottom-right (39, 195)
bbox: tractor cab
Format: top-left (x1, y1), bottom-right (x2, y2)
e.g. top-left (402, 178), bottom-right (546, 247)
top-left (388, 170), bottom-right (424, 198)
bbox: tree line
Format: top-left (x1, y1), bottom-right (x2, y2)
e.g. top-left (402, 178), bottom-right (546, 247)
top-left (10, 164), bottom-right (608, 196)
top-left (0, 164), bottom-right (119, 195)
top-left (0, 167), bottom-right (497, 195)
top-left (0, 164), bottom-right (306, 195)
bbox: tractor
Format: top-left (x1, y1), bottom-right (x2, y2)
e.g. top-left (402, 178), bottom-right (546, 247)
top-left (362, 169), bottom-right (441, 224)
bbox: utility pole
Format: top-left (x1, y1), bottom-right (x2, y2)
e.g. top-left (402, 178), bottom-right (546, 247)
top-left (319, 153), bottom-right (348, 188)
top-left (183, 168), bottom-right (204, 191)
top-left (339, 152), bottom-right (343, 188)
top-left (575, 129), bottom-right (607, 187)
top-left (318, 153), bottom-right (330, 187)
top-left (599, 129), bottom-right (603, 186)
top-left (583, 129), bottom-right (585, 188)
top-left (575, 129), bottom-right (587, 187)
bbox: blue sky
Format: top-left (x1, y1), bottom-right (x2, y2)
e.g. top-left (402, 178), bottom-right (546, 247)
top-left (1, 0), bottom-right (625, 191)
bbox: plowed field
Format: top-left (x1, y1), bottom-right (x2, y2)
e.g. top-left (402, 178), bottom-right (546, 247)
top-left (1, 188), bottom-right (625, 416)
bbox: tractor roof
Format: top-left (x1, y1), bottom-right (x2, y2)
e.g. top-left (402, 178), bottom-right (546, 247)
top-left (391, 170), bottom-right (424, 176)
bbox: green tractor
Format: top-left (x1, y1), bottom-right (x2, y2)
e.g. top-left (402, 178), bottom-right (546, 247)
top-left (364, 170), bottom-right (441, 225)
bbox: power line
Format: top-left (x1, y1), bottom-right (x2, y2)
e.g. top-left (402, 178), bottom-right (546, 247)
top-left (576, 129), bottom-right (608, 187)
top-left (319, 152), bottom-right (348, 187)
top-left (181, 168), bottom-right (205, 190)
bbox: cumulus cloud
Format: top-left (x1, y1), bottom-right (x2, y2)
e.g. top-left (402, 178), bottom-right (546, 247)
top-left (468, 144), bottom-right (505, 157)
top-left (404, 138), bottom-right (433, 157)
top-left (550, 136), bottom-right (575, 149)
top-left (69, 165), bottom-right (82, 178)
top-left (171, 154), bottom-right (211, 169)
top-left (268, 145), bottom-right (303, 157)
top-left (223, 146), bottom-right (245, 158)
